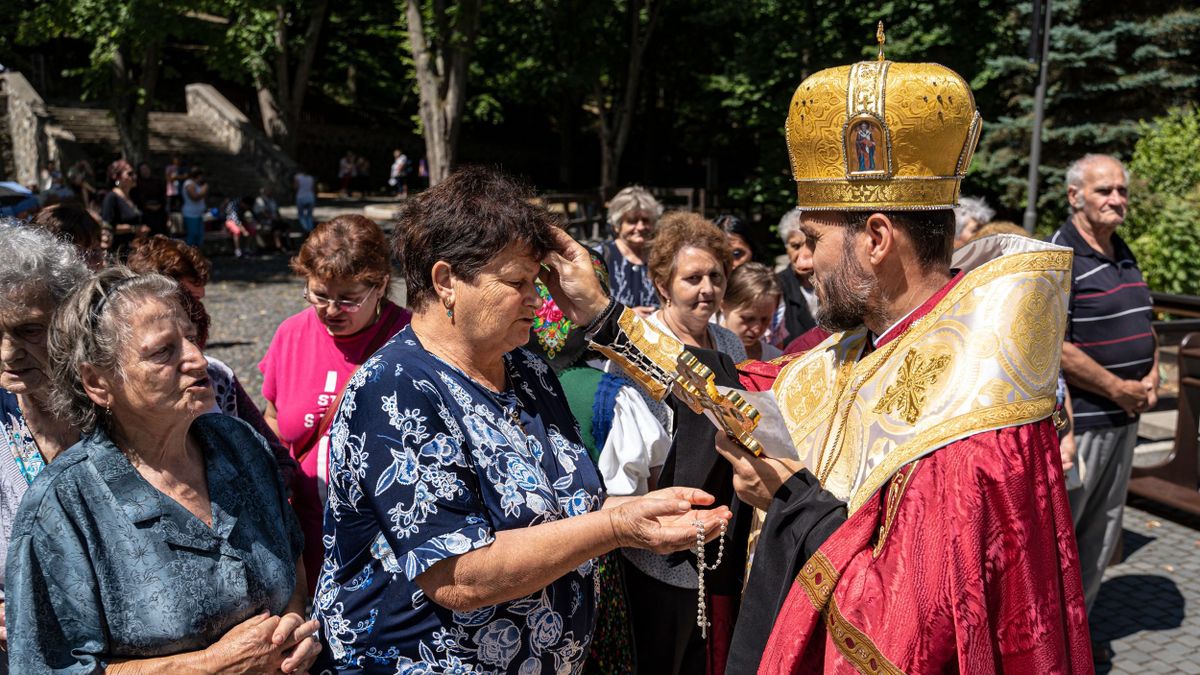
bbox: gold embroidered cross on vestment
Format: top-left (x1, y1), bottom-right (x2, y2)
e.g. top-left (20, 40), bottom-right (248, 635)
top-left (872, 348), bottom-right (951, 424)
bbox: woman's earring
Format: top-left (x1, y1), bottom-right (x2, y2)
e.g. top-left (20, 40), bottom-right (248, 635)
top-left (443, 298), bottom-right (454, 319)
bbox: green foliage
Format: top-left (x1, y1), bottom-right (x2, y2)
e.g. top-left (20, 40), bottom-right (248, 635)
top-left (974, 1), bottom-right (1200, 228)
top-left (1125, 106), bottom-right (1200, 294)
top-left (1128, 190), bottom-right (1200, 295)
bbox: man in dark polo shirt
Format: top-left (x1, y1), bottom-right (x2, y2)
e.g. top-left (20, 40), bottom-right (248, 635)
top-left (1051, 153), bottom-right (1157, 618)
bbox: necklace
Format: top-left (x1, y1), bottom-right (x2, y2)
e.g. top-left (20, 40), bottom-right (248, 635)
top-left (814, 319), bottom-right (918, 484)
top-left (694, 518), bottom-right (727, 639)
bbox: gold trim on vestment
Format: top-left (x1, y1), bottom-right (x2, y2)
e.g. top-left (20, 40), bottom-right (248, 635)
top-left (827, 597), bottom-right (906, 675)
top-left (850, 396), bottom-right (1055, 513)
top-left (798, 550), bottom-right (840, 610)
top-left (797, 551), bottom-right (906, 673)
top-left (872, 461), bottom-right (920, 558)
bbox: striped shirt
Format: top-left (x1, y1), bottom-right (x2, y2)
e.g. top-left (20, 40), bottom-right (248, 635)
top-left (1051, 219), bottom-right (1155, 430)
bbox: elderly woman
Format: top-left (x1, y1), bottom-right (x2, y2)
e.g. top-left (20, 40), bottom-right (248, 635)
top-left (127, 235), bottom-right (297, 488)
top-left (314, 167), bottom-right (729, 674)
top-left (592, 211), bottom-right (746, 674)
top-left (774, 208), bottom-right (818, 347)
top-left (953, 195), bottom-right (995, 248)
top-left (259, 214), bottom-right (412, 596)
top-left (647, 212), bottom-right (746, 367)
top-left (720, 263), bottom-right (784, 361)
top-left (0, 222), bottom-right (90, 663)
top-left (597, 185), bottom-right (663, 316)
top-left (6, 267), bottom-right (320, 672)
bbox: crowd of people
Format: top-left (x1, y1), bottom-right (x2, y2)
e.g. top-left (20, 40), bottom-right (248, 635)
top-left (4, 153), bottom-right (321, 261)
top-left (0, 47), bottom-right (1156, 675)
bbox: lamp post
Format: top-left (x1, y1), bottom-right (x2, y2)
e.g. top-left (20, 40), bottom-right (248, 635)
top-left (1023, 0), bottom-right (1053, 233)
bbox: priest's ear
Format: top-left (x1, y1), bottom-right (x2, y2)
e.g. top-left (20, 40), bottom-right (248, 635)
top-left (860, 212), bottom-right (899, 268)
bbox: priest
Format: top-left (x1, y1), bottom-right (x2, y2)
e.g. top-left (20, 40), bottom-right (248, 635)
top-left (543, 31), bottom-right (1092, 674)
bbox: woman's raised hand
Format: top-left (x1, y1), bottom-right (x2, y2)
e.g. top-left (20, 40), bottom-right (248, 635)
top-left (608, 487), bottom-right (732, 555)
top-left (541, 228), bottom-right (610, 326)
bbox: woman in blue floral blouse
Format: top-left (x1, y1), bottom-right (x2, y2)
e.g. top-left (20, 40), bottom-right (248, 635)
top-left (314, 167), bottom-right (730, 674)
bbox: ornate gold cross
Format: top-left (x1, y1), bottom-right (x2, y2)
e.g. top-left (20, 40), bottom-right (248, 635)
top-left (872, 348), bottom-right (951, 424)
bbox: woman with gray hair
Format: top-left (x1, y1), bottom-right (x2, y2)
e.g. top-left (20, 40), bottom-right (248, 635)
top-left (953, 195), bottom-right (995, 248)
top-left (598, 185), bottom-right (664, 316)
top-left (5, 267), bottom-right (321, 673)
top-left (0, 221), bottom-right (91, 662)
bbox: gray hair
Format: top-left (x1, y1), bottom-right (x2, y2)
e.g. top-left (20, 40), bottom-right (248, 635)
top-left (778, 208), bottom-right (803, 243)
top-left (1066, 154), bottom-right (1130, 211)
top-left (954, 196), bottom-right (995, 236)
top-left (606, 186), bottom-right (664, 231)
top-left (48, 267), bottom-right (181, 434)
top-left (0, 218), bottom-right (89, 312)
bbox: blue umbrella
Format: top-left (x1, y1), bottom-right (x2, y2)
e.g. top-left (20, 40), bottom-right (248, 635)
top-left (0, 181), bottom-right (33, 197)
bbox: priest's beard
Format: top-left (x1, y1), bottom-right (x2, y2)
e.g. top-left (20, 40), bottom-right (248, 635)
top-left (814, 235), bottom-right (888, 332)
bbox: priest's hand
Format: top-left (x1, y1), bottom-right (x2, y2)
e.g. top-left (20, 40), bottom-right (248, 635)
top-left (541, 228), bottom-right (610, 326)
top-left (608, 487), bottom-right (732, 554)
top-left (715, 433), bottom-right (805, 511)
top-left (1059, 431), bottom-right (1077, 472)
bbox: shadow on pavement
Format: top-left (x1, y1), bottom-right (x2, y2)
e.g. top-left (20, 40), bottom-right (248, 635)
top-left (208, 253), bottom-right (296, 284)
top-left (1090, 573), bottom-right (1185, 673)
top-left (1119, 530), bottom-right (1156, 560)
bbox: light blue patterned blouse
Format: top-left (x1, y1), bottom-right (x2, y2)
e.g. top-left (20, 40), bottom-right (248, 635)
top-left (5, 414), bottom-right (304, 673)
top-left (314, 326), bottom-right (605, 674)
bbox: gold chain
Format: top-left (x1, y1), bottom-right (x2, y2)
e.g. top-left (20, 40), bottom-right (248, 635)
top-left (815, 329), bottom-right (909, 484)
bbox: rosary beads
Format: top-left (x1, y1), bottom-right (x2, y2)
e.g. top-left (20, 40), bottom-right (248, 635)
top-left (694, 517), bottom-right (727, 639)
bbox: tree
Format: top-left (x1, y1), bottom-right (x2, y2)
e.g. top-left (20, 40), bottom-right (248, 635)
top-left (588, 0), bottom-right (664, 197)
top-left (973, 0), bottom-right (1200, 230)
top-left (403, 0), bottom-right (482, 185)
top-left (1126, 106), bottom-right (1200, 295)
top-left (18, 0), bottom-right (203, 165)
top-left (244, 0), bottom-right (331, 153)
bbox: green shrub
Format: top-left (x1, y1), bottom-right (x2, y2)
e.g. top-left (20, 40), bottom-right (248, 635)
top-left (1125, 107), bottom-right (1200, 294)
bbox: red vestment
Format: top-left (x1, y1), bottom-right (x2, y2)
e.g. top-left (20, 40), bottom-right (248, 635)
top-left (742, 276), bottom-right (1093, 674)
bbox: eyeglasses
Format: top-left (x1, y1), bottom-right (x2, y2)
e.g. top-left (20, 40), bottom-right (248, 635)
top-left (303, 286), bottom-right (378, 312)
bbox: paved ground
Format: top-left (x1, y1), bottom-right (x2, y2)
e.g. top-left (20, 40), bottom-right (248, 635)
top-left (203, 250), bottom-right (1200, 672)
top-left (1094, 497), bottom-right (1200, 673)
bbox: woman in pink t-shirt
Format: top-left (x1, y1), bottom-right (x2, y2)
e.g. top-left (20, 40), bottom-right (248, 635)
top-left (259, 215), bottom-right (411, 596)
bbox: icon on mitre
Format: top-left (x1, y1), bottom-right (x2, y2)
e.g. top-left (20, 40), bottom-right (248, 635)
top-left (845, 116), bottom-right (889, 178)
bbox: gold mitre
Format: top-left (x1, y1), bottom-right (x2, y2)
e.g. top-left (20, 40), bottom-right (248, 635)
top-left (785, 24), bottom-right (982, 211)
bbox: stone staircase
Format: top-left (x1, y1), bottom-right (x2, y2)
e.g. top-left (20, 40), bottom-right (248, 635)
top-left (47, 106), bottom-right (266, 199)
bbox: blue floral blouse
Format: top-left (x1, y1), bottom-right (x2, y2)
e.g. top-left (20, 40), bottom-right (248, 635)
top-left (314, 326), bottom-right (605, 674)
top-left (597, 240), bottom-right (660, 310)
top-left (5, 414), bottom-right (304, 673)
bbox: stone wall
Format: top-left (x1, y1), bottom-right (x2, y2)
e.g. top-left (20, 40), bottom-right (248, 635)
top-left (0, 72), bottom-right (48, 186)
top-left (185, 83), bottom-right (297, 196)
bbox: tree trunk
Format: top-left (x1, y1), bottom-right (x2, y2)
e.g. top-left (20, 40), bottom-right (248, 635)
top-left (406, 0), bottom-right (481, 186)
top-left (110, 42), bottom-right (159, 167)
top-left (593, 0), bottom-right (661, 198)
top-left (257, 0), bottom-right (329, 156)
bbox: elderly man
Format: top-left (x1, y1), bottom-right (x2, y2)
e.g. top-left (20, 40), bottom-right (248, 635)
top-left (547, 36), bottom-right (1092, 673)
top-left (1051, 154), bottom-right (1156, 618)
top-left (775, 208), bottom-right (818, 346)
